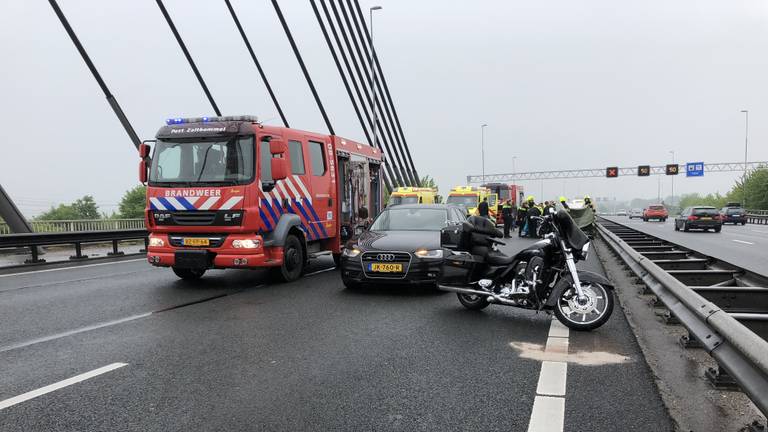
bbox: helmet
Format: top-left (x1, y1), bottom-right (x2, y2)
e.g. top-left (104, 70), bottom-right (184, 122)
top-left (584, 194), bottom-right (591, 199)
top-left (526, 195), bottom-right (535, 202)
top-left (559, 196), bottom-right (567, 202)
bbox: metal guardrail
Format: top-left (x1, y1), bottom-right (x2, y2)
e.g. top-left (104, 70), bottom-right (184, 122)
top-left (0, 219), bottom-right (145, 235)
top-left (0, 229), bottom-right (148, 264)
top-left (747, 214), bottom-right (768, 225)
top-left (596, 219), bottom-right (768, 416)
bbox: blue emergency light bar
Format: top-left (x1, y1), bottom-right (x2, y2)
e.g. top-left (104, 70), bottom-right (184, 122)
top-left (165, 115), bottom-right (259, 125)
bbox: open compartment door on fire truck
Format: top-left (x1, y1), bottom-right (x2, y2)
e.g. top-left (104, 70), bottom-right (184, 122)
top-left (337, 152), bottom-right (381, 242)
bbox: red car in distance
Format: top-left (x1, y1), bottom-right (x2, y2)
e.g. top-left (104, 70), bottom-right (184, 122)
top-left (643, 204), bottom-right (669, 222)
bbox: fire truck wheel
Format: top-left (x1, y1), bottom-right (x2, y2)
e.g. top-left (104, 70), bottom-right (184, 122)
top-left (172, 267), bottom-right (206, 280)
top-left (276, 234), bottom-right (304, 282)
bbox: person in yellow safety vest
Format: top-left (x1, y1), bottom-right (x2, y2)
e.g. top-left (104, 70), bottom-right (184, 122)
top-left (584, 195), bottom-right (596, 212)
top-left (559, 196), bottom-right (570, 210)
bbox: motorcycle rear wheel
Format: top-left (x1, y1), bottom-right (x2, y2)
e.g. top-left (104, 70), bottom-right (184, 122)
top-left (554, 282), bottom-right (614, 331)
top-left (457, 293), bottom-right (490, 310)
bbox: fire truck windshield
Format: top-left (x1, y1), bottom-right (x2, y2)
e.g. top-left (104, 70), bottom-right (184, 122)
top-left (446, 195), bottom-right (478, 207)
top-left (149, 136), bottom-right (254, 186)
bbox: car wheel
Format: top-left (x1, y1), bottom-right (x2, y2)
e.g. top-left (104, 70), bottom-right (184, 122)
top-left (275, 234), bottom-right (304, 282)
top-left (172, 267), bottom-right (206, 280)
top-left (714, 226), bottom-right (722, 233)
top-left (683, 222), bottom-right (690, 232)
top-left (742, 222), bottom-right (746, 226)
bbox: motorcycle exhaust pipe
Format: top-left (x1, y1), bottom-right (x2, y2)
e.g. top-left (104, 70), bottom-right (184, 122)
top-left (437, 285), bottom-right (519, 306)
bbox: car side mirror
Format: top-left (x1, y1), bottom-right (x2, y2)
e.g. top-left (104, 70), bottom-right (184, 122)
top-left (139, 142), bottom-right (151, 159)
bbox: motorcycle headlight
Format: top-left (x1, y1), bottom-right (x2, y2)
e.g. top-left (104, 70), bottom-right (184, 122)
top-left (343, 246), bottom-right (361, 258)
top-left (232, 239), bottom-right (261, 249)
top-left (414, 249), bottom-right (443, 259)
top-left (148, 237), bottom-right (165, 247)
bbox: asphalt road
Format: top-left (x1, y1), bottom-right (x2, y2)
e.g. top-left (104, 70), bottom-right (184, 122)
top-left (602, 216), bottom-right (768, 277)
top-left (0, 238), bottom-right (671, 431)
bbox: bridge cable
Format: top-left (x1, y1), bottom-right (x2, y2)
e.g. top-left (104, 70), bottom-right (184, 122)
top-left (155, 0), bottom-right (222, 117)
top-left (325, 0), bottom-right (406, 186)
top-left (310, 0), bottom-right (393, 192)
top-left (341, 0), bottom-right (417, 186)
top-left (270, 0), bottom-right (334, 135)
top-left (47, 0), bottom-right (141, 148)
top-left (351, 0), bottom-right (420, 185)
top-left (224, 0), bottom-right (289, 127)
top-left (332, 0), bottom-right (410, 187)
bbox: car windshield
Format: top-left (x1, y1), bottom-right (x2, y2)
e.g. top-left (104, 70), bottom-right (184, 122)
top-left (149, 136), bottom-right (254, 186)
top-left (446, 195), bottom-right (478, 207)
top-left (370, 208), bottom-right (447, 231)
top-left (726, 208), bottom-right (744, 214)
top-left (390, 196), bottom-right (418, 205)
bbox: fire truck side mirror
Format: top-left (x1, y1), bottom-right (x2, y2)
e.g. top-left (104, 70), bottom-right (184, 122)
top-left (139, 159), bottom-right (148, 183)
top-left (139, 143), bottom-right (151, 158)
top-left (269, 140), bottom-right (288, 155)
top-left (271, 158), bottom-right (289, 181)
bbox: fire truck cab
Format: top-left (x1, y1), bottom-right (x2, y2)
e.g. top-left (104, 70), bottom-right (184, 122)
top-left (481, 183), bottom-right (525, 225)
top-left (139, 115), bottom-right (383, 282)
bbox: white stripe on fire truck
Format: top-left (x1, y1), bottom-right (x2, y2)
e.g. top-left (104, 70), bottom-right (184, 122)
top-left (219, 196), bottom-right (243, 210)
top-left (149, 197), bottom-right (166, 210)
top-left (277, 182), bottom-right (293, 203)
top-left (185, 197), bottom-right (200, 205)
top-left (271, 183), bottom-right (283, 203)
top-left (292, 176), bottom-right (312, 203)
top-left (198, 197), bottom-right (219, 210)
top-left (284, 177), bottom-right (303, 202)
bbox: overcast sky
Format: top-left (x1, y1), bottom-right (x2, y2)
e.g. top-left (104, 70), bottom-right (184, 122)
top-left (1, 0), bottom-right (767, 216)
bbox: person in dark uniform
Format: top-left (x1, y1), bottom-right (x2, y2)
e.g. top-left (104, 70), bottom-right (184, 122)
top-left (478, 197), bottom-right (490, 219)
top-left (526, 197), bottom-right (542, 238)
top-left (517, 201), bottom-right (529, 237)
top-left (501, 199), bottom-right (514, 238)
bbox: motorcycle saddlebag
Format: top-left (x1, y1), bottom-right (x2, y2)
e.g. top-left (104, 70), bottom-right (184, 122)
top-left (439, 253), bottom-right (479, 286)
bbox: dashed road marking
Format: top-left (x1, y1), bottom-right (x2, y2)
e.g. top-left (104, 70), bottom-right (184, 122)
top-left (0, 363), bottom-right (128, 410)
top-left (732, 239), bottom-right (755, 245)
top-left (527, 318), bottom-right (569, 432)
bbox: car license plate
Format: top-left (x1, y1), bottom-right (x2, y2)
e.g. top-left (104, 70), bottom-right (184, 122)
top-left (182, 238), bottom-right (210, 246)
top-left (700, 217), bottom-right (711, 220)
top-left (369, 263), bottom-right (403, 273)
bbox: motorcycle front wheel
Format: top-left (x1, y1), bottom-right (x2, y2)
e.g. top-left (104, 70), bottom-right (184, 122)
top-left (554, 282), bottom-right (614, 331)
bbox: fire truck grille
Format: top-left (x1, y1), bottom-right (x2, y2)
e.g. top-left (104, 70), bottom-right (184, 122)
top-left (171, 211), bottom-right (217, 225)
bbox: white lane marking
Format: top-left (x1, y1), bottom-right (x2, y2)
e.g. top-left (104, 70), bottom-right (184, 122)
top-left (527, 318), bottom-right (569, 432)
top-left (536, 361), bottom-right (567, 396)
top-left (0, 259), bottom-right (146, 279)
top-left (0, 363), bottom-right (128, 411)
top-left (732, 239), bottom-right (755, 245)
top-left (527, 396), bottom-right (565, 432)
top-left (0, 313), bottom-right (151, 353)
top-left (548, 320), bottom-right (570, 339)
top-left (305, 266), bottom-right (336, 276)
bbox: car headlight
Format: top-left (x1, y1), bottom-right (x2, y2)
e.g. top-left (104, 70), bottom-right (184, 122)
top-left (148, 237), bottom-right (165, 247)
top-left (232, 239), bottom-right (261, 249)
top-left (414, 249), bottom-right (443, 259)
top-left (343, 246), bottom-right (361, 257)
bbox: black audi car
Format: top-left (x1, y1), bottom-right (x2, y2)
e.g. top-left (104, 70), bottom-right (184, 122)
top-left (340, 204), bottom-right (467, 288)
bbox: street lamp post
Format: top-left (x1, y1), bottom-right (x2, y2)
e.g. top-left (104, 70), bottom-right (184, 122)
top-left (741, 110), bottom-right (749, 208)
top-left (481, 124), bottom-right (488, 184)
top-left (669, 150), bottom-right (675, 210)
top-left (369, 6), bottom-right (382, 176)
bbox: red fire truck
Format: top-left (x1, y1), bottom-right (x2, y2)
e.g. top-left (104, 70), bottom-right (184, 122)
top-left (481, 183), bottom-right (525, 225)
top-left (139, 115), bottom-right (383, 282)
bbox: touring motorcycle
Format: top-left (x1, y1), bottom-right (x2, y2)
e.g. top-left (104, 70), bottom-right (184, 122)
top-left (438, 209), bottom-right (614, 331)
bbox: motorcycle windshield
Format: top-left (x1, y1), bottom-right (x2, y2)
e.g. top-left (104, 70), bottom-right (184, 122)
top-left (555, 209), bottom-right (589, 250)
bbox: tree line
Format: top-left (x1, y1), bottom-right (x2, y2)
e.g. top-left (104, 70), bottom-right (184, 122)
top-left (35, 186), bottom-right (146, 220)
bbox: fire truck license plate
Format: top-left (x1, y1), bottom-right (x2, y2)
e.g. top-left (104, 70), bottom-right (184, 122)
top-left (183, 238), bottom-right (210, 246)
top-left (369, 263), bottom-right (403, 272)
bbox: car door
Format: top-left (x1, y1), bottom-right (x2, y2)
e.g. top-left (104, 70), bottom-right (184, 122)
top-left (305, 137), bottom-right (334, 240)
